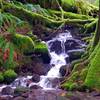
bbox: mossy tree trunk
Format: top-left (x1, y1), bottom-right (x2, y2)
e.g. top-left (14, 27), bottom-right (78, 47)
top-left (93, 9), bottom-right (100, 47)
top-left (84, 4), bottom-right (100, 90)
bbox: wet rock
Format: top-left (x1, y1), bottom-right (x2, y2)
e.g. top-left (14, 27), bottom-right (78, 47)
top-left (65, 39), bottom-right (82, 52)
top-left (0, 96), bottom-right (12, 100)
top-left (91, 91), bottom-right (100, 97)
top-left (67, 49), bottom-right (84, 62)
top-left (16, 61), bottom-right (51, 76)
top-left (30, 85), bottom-right (43, 90)
top-left (31, 74), bottom-right (40, 83)
top-left (32, 62), bottom-right (51, 75)
top-left (13, 96), bottom-right (25, 100)
top-left (21, 92), bottom-right (29, 98)
top-left (50, 40), bottom-right (62, 54)
top-left (51, 78), bottom-right (60, 88)
top-left (1, 86), bottom-right (14, 95)
top-left (69, 96), bottom-right (81, 100)
top-left (14, 87), bottom-right (30, 96)
top-left (59, 65), bottom-right (70, 76)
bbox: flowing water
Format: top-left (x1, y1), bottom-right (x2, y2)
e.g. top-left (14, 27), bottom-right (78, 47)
top-left (0, 30), bottom-right (85, 92)
top-left (37, 30), bottom-right (71, 89)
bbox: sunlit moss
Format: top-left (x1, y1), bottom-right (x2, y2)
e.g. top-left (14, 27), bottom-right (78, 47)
top-left (85, 43), bottom-right (100, 89)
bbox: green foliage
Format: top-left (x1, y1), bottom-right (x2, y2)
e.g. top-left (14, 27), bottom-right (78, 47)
top-left (3, 69), bottom-right (17, 84)
top-left (69, 83), bottom-right (78, 90)
top-left (85, 43), bottom-right (100, 89)
top-left (0, 72), bottom-right (4, 83)
top-left (12, 34), bottom-right (35, 53)
top-left (0, 13), bottom-right (25, 31)
top-left (94, 0), bottom-right (99, 7)
top-left (0, 37), bottom-right (17, 69)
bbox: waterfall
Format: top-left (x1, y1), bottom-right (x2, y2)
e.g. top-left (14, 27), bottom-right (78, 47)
top-left (4, 29), bottom-right (85, 91)
top-left (37, 30), bottom-right (72, 89)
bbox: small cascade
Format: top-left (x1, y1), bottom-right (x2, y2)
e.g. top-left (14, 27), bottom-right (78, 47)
top-left (37, 30), bottom-right (72, 89)
top-left (1, 30), bottom-right (85, 91)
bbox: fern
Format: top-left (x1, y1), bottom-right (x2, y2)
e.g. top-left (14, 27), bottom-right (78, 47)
top-left (0, 13), bottom-right (26, 35)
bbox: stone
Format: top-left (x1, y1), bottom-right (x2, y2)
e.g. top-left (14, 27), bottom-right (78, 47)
top-left (65, 39), bottom-right (83, 52)
top-left (14, 87), bottom-right (30, 96)
top-left (1, 86), bottom-right (14, 95)
top-left (30, 85), bottom-right (43, 89)
top-left (67, 49), bottom-right (84, 62)
top-left (31, 74), bottom-right (40, 83)
top-left (59, 65), bottom-right (70, 76)
top-left (0, 96), bottom-right (12, 100)
top-left (50, 40), bottom-right (62, 54)
top-left (51, 78), bottom-right (60, 88)
top-left (13, 96), bottom-right (25, 100)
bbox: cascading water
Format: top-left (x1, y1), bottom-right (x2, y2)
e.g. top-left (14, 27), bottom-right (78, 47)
top-left (10, 30), bottom-right (72, 90)
top-left (37, 31), bottom-right (71, 89)
top-left (0, 30), bottom-right (85, 92)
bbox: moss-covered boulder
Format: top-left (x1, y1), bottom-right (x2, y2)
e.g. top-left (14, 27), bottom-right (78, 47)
top-left (12, 34), bottom-right (35, 53)
top-left (34, 42), bottom-right (48, 53)
top-left (3, 69), bottom-right (17, 84)
top-left (34, 42), bottom-right (51, 64)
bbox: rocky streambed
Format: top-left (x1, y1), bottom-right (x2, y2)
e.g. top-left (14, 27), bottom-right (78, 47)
top-left (0, 28), bottom-right (100, 100)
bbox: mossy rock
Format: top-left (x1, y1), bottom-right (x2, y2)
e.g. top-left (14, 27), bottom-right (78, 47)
top-left (0, 73), bottom-right (4, 83)
top-left (3, 69), bottom-right (17, 84)
top-left (34, 42), bottom-right (48, 53)
top-left (85, 43), bottom-right (100, 90)
top-left (61, 0), bottom-right (77, 12)
top-left (12, 34), bottom-right (35, 53)
top-left (14, 86), bottom-right (30, 95)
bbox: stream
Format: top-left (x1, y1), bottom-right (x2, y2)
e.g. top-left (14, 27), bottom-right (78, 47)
top-left (0, 29), bottom-right (85, 94)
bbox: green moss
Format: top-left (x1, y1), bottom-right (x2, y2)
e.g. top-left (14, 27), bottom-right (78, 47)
top-left (0, 73), bottom-right (4, 83)
top-left (34, 42), bottom-right (48, 53)
top-left (62, 81), bottom-right (73, 90)
top-left (68, 71), bottom-right (79, 81)
top-left (69, 83), bottom-right (78, 90)
top-left (61, 0), bottom-right (77, 12)
top-left (80, 68), bottom-right (88, 81)
top-left (72, 63), bottom-right (82, 73)
top-left (85, 43), bottom-right (100, 90)
top-left (62, 81), bottom-right (78, 91)
top-left (12, 34), bottom-right (34, 53)
top-left (3, 69), bottom-right (17, 84)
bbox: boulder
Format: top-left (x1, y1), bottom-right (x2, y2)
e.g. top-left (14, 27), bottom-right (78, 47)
top-left (65, 39), bottom-right (83, 52)
top-left (14, 87), bottom-right (30, 96)
top-left (34, 42), bottom-right (51, 64)
top-left (13, 96), bottom-right (25, 100)
top-left (30, 85), bottom-right (43, 89)
top-left (0, 96), bottom-right (12, 100)
top-left (50, 40), bottom-right (62, 54)
top-left (51, 78), bottom-right (60, 88)
top-left (67, 49), bottom-right (84, 62)
top-left (59, 65), bottom-right (70, 76)
top-left (1, 86), bottom-right (14, 95)
top-left (32, 62), bottom-right (51, 75)
top-left (31, 74), bottom-right (40, 83)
